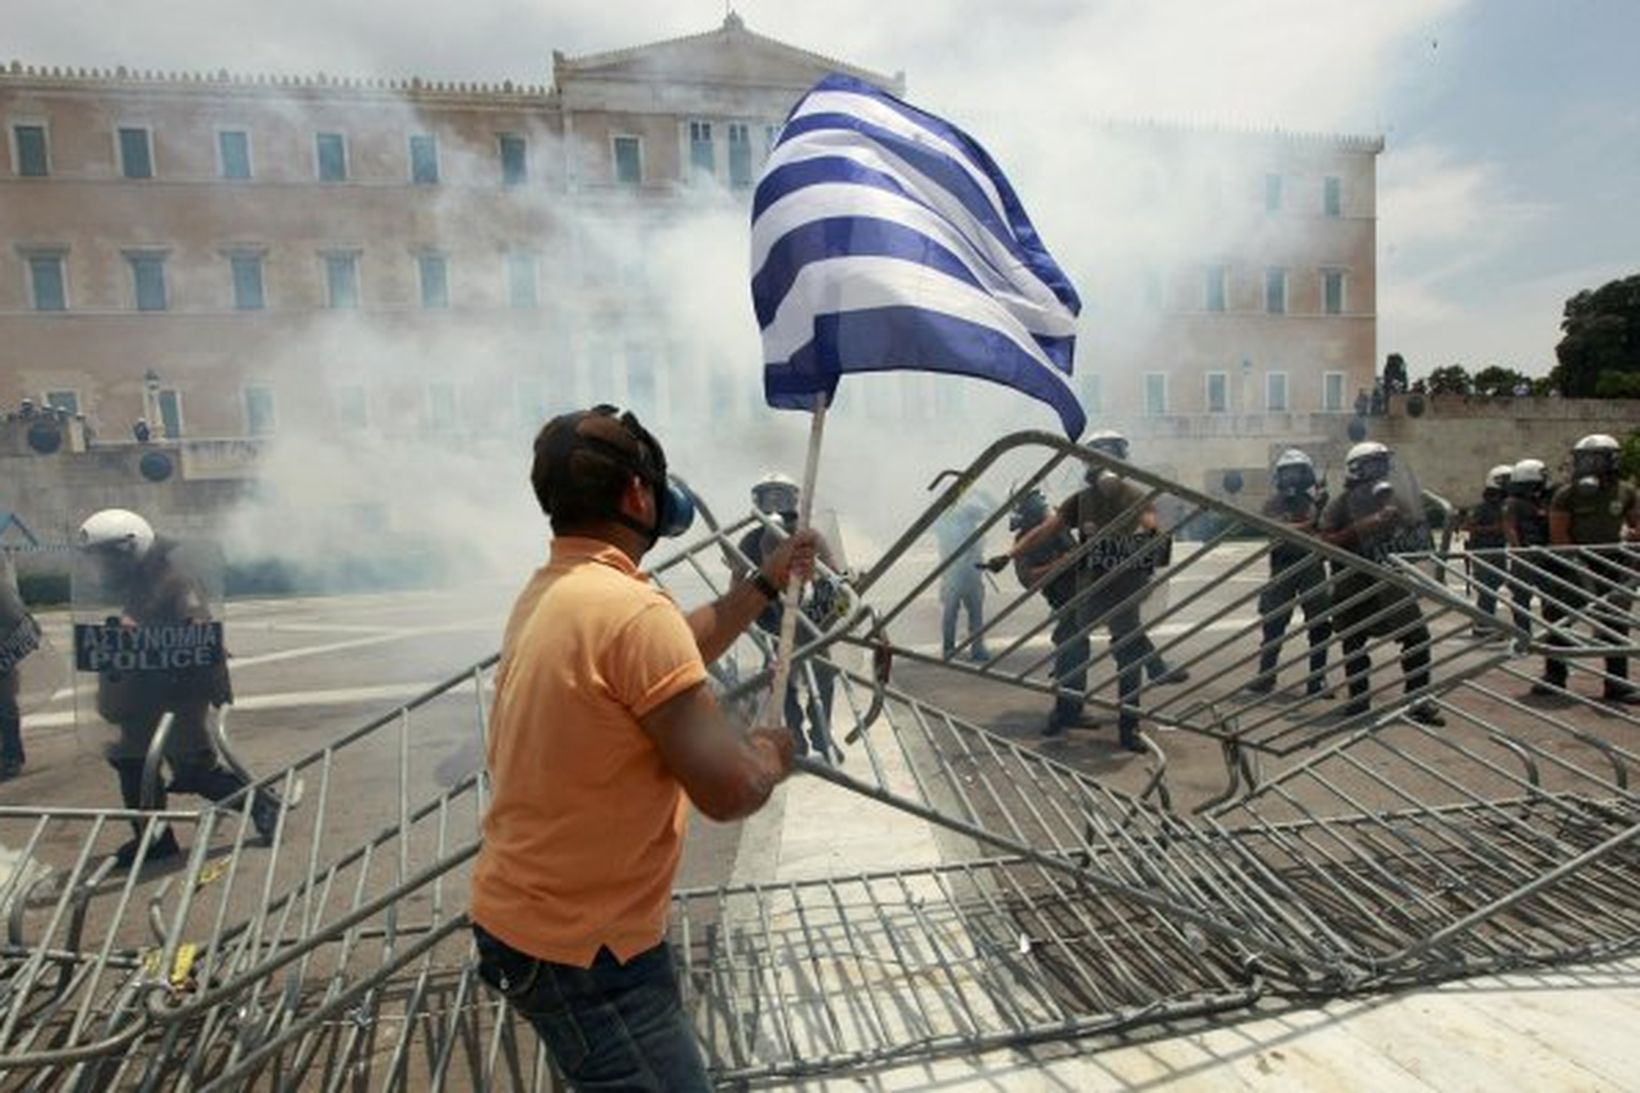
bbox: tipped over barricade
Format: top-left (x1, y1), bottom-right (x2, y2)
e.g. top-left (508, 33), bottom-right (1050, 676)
top-left (2, 431), bottom-right (1638, 1088)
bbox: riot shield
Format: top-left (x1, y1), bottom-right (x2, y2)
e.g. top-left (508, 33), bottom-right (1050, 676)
top-left (0, 552), bottom-right (64, 718)
top-left (1353, 458), bottom-right (1436, 566)
top-left (71, 537), bottom-right (228, 765)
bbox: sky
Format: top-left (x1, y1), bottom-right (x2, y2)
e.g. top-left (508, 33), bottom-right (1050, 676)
top-left (7, 0), bottom-right (1638, 379)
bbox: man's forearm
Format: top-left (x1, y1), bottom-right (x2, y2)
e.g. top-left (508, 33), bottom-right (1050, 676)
top-left (688, 576), bottom-right (777, 664)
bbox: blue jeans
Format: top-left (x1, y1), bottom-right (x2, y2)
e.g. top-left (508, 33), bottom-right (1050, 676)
top-left (941, 577), bottom-right (987, 658)
top-left (473, 925), bottom-right (709, 1092)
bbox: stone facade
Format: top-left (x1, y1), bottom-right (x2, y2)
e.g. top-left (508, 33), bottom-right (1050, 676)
top-left (1, 15), bottom-right (1378, 453)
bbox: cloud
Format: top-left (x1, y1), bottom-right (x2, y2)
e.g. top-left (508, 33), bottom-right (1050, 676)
top-left (1378, 142), bottom-right (1557, 370)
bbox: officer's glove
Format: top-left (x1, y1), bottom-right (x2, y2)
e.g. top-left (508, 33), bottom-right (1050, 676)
top-left (980, 554), bottom-right (1011, 574)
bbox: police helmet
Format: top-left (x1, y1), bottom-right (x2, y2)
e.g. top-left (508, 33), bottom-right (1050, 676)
top-left (1509, 458), bottom-right (1547, 494)
top-left (1571, 433), bottom-right (1621, 482)
top-left (1085, 430), bottom-right (1129, 461)
top-left (1485, 464), bottom-right (1513, 492)
top-left (751, 471), bottom-right (800, 515)
top-left (1273, 448), bottom-right (1317, 494)
top-left (78, 508), bottom-right (156, 561)
top-left (1344, 441), bottom-right (1392, 486)
top-left (1009, 488), bottom-right (1051, 532)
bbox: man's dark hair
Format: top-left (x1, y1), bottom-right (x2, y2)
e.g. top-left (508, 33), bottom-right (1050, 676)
top-left (531, 409), bottom-right (657, 534)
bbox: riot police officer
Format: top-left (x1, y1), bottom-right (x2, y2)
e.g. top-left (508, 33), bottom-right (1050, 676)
top-left (1461, 464), bottom-right (1512, 636)
top-left (736, 474), bottom-right (844, 759)
top-left (0, 549), bottom-right (33, 778)
top-left (987, 431), bottom-right (1184, 749)
top-left (1316, 443), bottom-right (1444, 726)
top-left (1541, 434), bottom-right (1640, 703)
top-left (77, 509), bottom-right (278, 866)
top-left (1503, 457), bottom-right (1553, 640)
top-left (1247, 449), bottom-right (1332, 697)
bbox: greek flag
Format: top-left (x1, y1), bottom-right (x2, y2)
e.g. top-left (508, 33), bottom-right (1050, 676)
top-left (751, 73), bottom-right (1084, 437)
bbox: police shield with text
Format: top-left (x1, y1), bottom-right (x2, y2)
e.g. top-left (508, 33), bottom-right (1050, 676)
top-left (1540, 434), bottom-right (1640, 703)
top-left (74, 509), bottom-right (279, 867)
top-left (989, 430), bottom-right (1184, 750)
top-left (0, 549), bottom-right (39, 778)
top-left (1247, 448), bottom-right (1332, 697)
top-left (1317, 442), bottom-right (1444, 726)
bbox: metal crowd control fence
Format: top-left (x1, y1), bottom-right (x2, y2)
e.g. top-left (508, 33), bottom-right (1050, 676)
top-left (2, 430), bottom-right (1637, 1088)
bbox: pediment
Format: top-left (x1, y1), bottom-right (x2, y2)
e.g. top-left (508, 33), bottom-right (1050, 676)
top-left (555, 16), bottom-right (902, 95)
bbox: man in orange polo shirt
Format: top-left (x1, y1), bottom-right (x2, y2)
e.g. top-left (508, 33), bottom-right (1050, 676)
top-left (472, 405), bottom-right (812, 1091)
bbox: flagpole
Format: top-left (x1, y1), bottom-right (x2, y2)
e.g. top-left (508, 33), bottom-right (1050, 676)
top-left (763, 391), bottom-right (828, 740)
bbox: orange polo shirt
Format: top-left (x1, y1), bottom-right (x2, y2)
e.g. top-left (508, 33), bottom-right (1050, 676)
top-left (471, 536), bottom-right (708, 967)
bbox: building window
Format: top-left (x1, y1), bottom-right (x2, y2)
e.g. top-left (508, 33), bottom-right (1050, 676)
top-left (1266, 371), bottom-right (1289, 412)
top-left (1265, 267), bottom-right (1287, 314)
top-left (333, 385), bottom-right (368, 429)
top-left (244, 385), bottom-right (277, 436)
top-left (126, 252), bottom-right (167, 311)
top-left (417, 253), bottom-right (449, 309)
top-left (1323, 176), bottom-right (1342, 217)
top-left (1323, 270), bottom-right (1346, 315)
top-left (118, 126), bottom-right (153, 179)
top-left (507, 251), bottom-right (538, 309)
top-left (612, 135), bottom-right (642, 186)
top-left (1323, 371), bottom-right (1346, 411)
top-left (228, 252), bottom-right (265, 310)
top-left (12, 124), bottom-right (48, 177)
top-left (44, 390), bottom-right (79, 415)
top-left (764, 123), bottom-right (782, 158)
top-left (316, 132), bottom-right (347, 182)
top-left (218, 129), bottom-right (251, 180)
top-left (1205, 371), bottom-right (1229, 413)
top-left (1264, 172), bottom-right (1281, 212)
top-left (1204, 265), bottom-right (1227, 312)
top-left (728, 123), bottom-right (752, 188)
top-left (25, 253), bottom-right (67, 311)
top-left (426, 382), bottom-right (457, 429)
top-left (324, 251), bottom-right (359, 309)
top-left (688, 121), bottom-right (714, 181)
top-left (498, 134), bottom-right (527, 186)
top-left (157, 388), bottom-right (183, 438)
top-left (409, 134), bottom-right (439, 184)
top-left (1143, 372), bottom-right (1168, 416)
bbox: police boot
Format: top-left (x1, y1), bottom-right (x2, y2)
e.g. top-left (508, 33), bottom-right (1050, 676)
top-left (1117, 718), bottom-right (1145, 753)
top-left (0, 710), bottom-right (23, 779)
top-left (1602, 660), bottom-right (1640, 705)
top-left (171, 762), bottom-right (281, 843)
top-left (111, 760), bottom-right (181, 869)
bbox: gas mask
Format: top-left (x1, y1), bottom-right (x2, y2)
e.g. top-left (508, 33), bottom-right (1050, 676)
top-left (548, 405), bottom-right (696, 545)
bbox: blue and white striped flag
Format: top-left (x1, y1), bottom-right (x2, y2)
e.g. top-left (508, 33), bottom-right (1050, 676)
top-left (751, 73), bottom-right (1084, 437)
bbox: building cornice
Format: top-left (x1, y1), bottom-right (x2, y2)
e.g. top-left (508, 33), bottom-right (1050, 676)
top-left (0, 61), bottom-right (556, 107)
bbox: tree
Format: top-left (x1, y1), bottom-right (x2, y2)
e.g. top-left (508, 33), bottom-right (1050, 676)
top-left (1471, 365), bottom-right (1530, 396)
top-left (1550, 273), bottom-right (1640, 397)
top-left (1425, 364), bottom-right (1472, 395)
top-left (1383, 352), bottom-right (1409, 392)
top-left (1622, 430), bottom-right (1640, 483)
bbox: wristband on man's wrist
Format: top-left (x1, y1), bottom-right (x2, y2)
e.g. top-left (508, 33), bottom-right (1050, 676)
top-left (750, 570), bottom-right (782, 601)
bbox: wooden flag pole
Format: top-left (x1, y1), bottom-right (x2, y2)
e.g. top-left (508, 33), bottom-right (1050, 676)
top-left (762, 391), bottom-right (828, 734)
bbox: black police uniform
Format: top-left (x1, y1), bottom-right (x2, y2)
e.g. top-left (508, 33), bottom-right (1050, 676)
top-left (1252, 492), bottom-right (1332, 694)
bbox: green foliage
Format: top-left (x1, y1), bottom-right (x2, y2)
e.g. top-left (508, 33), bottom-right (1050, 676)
top-left (1425, 364), bottom-right (1472, 395)
top-left (1593, 371), bottom-right (1640, 399)
top-left (1622, 431), bottom-right (1640, 483)
top-left (1471, 365), bottom-right (1531, 395)
top-left (18, 571), bottom-right (69, 606)
top-left (1383, 353), bottom-right (1409, 391)
top-left (1551, 273), bottom-right (1640, 397)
